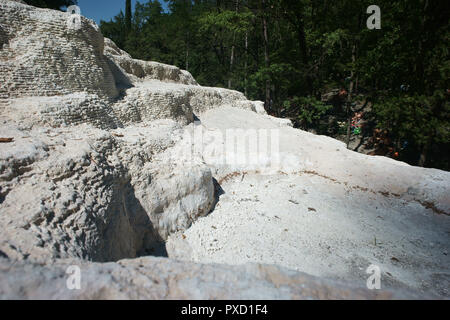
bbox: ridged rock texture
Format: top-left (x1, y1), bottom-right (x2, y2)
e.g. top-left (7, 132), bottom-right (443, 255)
top-left (0, 0), bottom-right (449, 299)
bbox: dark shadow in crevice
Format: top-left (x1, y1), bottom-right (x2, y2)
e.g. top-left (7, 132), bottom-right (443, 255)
top-left (208, 177), bottom-right (225, 214)
top-left (139, 241), bottom-right (167, 257)
top-left (121, 180), bottom-right (168, 259)
top-left (0, 250), bottom-right (8, 259)
top-left (0, 25), bottom-right (7, 50)
top-left (105, 56), bottom-right (134, 93)
top-left (92, 179), bottom-right (168, 262)
top-left (193, 113), bottom-right (201, 125)
top-left (0, 186), bottom-right (9, 205)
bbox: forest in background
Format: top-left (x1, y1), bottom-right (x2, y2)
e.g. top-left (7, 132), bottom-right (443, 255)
top-left (24, 0), bottom-right (450, 170)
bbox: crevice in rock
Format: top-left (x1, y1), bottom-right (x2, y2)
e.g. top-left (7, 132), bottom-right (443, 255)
top-left (193, 113), bottom-right (201, 124)
top-left (89, 180), bottom-right (168, 262)
top-left (0, 186), bottom-right (10, 204)
top-left (416, 200), bottom-right (449, 216)
top-left (209, 177), bottom-right (225, 214)
top-left (0, 25), bottom-right (7, 50)
top-left (105, 56), bottom-right (134, 93)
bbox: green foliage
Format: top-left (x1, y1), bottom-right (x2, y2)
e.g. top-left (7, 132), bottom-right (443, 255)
top-left (284, 96), bottom-right (331, 130)
top-left (100, 11), bottom-right (126, 49)
top-left (198, 10), bottom-right (254, 35)
top-left (374, 93), bottom-right (450, 169)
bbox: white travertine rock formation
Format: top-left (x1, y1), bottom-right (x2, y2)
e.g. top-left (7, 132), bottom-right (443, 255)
top-left (0, 120), bottom-right (216, 262)
top-left (103, 38), bottom-right (199, 87)
top-left (110, 80), bottom-right (259, 126)
top-left (0, 0), bottom-right (118, 101)
top-left (0, 0), bottom-right (448, 299)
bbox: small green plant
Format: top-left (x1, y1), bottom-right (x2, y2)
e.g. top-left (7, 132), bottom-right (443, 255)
top-left (283, 96), bottom-right (331, 130)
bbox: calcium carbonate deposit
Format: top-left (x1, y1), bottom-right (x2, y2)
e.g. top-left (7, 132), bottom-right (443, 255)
top-left (0, 0), bottom-right (448, 299)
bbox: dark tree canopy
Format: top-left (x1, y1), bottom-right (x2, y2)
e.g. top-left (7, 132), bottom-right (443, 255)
top-left (23, 0), bottom-right (77, 10)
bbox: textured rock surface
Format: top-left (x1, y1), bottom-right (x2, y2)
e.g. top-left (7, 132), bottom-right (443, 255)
top-left (0, 120), bottom-right (215, 262)
top-left (104, 38), bottom-right (198, 87)
top-left (0, 0), bottom-right (256, 266)
top-left (0, 257), bottom-right (430, 299)
top-left (0, 0), bottom-right (448, 300)
top-left (0, 0), bottom-right (118, 101)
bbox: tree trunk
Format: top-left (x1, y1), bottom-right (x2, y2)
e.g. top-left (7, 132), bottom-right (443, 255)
top-left (296, 14), bottom-right (311, 94)
top-left (416, 0), bottom-right (429, 93)
top-left (297, 17), bottom-right (308, 66)
top-left (185, 42), bottom-right (189, 71)
top-left (261, 0), bottom-right (270, 111)
top-left (228, 0), bottom-right (239, 89)
top-left (346, 44), bottom-right (357, 149)
top-left (244, 31), bottom-right (248, 97)
top-left (228, 43), bottom-right (235, 88)
top-left (418, 143), bottom-right (428, 167)
top-left (125, 0), bottom-right (132, 34)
